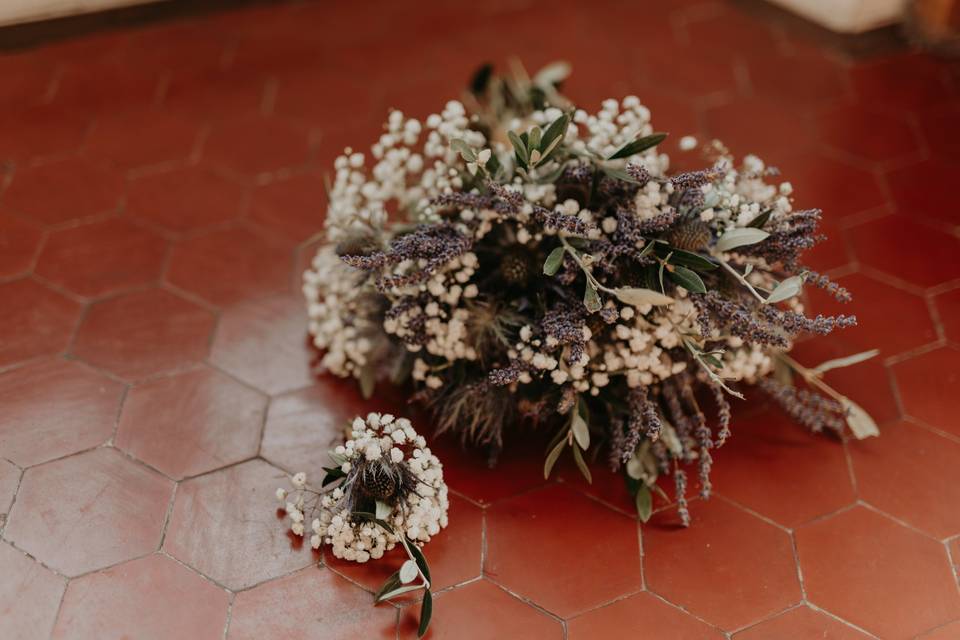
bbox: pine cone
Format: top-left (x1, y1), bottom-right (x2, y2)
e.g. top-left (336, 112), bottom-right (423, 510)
top-left (666, 220), bottom-right (712, 251)
top-left (360, 466), bottom-right (396, 500)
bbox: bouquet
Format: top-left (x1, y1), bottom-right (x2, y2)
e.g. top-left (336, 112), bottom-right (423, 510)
top-left (301, 62), bottom-right (878, 527)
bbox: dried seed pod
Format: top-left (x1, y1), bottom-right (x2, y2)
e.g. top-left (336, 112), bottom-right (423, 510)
top-left (666, 220), bottom-right (712, 251)
top-left (360, 464), bottom-right (397, 500)
top-left (500, 247), bottom-right (534, 285)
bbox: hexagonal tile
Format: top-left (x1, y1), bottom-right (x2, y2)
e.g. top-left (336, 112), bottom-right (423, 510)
top-left (847, 216), bottom-right (960, 289)
top-left (52, 554), bottom-right (229, 639)
top-left (485, 484), bottom-right (641, 617)
top-left (50, 60), bottom-right (162, 116)
top-left (850, 53), bottom-right (954, 112)
top-left (166, 227), bottom-right (291, 307)
top-left (887, 159), bottom-right (960, 227)
top-left (779, 152), bottom-right (886, 220)
top-left (0, 52), bottom-right (57, 108)
top-left (638, 44), bottom-right (739, 99)
top-left (709, 407), bottom-right (855, 528)
top-left (248, 170), bottom-right (326, 243)
top-left (203, 115), bottom-right (312, 178)
top-left (732, 605), bottom-right (871, 639)
top-left (164, 458), bottom-right (313, 590)
top-left (746, 51), bottom-right (849, 108)
top-left (35, 219), bottom-right (167, 298)
top-left (796, 506), bottom-right (960, 639)
top-left (84, 109), bottom-right (202, 170)
top-left (0, 213), bottom-right (43, 278)
top-left (5, 447), bottom-right (173, 576)
top-left (1, 157), bottom-right (123, 226)
top-left (917, 101), bottom-right (960, 163)
top-left (162, 70), bottom-right (267, 121)
top-left (326, 494), bottom-right (483, 600)
top-left (0, 542), bottom-right (67, 640)
top-left (398, 579), bottom-right (562, 639)
top-left (703, 97), bottom-right (814, 162)
top-left (72, 288), bottom-right (215, 380)
top-left (950, 537), bottom-right (960, 578)
top-left (850, 420), bottom-right (960, 539)
top-left (0, 104), bottom-right (88, 163)
top-left (919, 620), bottom-right (960, 640)
top-left (209, 293), bottom-right (313, 395)
top-left (644, 498), bottom-right (801, 631)
top-left (805, 273), bottom-right (937, 357)
top-left (0, 279), bottom-right (82, 368)
top-left (273, 68), bottom-right (378, 128)
top-left (127, 165), bottom-right (247, 234)
top-left (116, 366), bottom-right (266, 479)
top-left (891, 346), bottom-right (960, 437)
top-left (816, 104), bottom-right (921, 163)
top-left (568, 591), bottom-right (724, 639)
top-left (800, 210), bottom-right (851, 273)
top-left (229, 566), bottom-right (397, 639)
top-left (0, 459), bottom-right (20, 524)
top-left (0, 357), bottom-right (125, 467)
top-left (935, 287), bottom-right (960, 343)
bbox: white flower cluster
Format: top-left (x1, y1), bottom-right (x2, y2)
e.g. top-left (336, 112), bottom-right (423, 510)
top-left (278, 413), bottom-right (448, 563)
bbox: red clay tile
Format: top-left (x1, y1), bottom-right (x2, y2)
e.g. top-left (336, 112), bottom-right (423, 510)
top-left (934, 287), bottom-right (960, 342)
top-left (273, 68), bottom-right (378, 128)
top-left (118, 22), bottom-right (229, 80)
top-left (847, 215), bottom-right (960, 289)
top-left (644, 498), bottom-right (801, 631)
top-left (796, 506), bottom-right (960, 639)
top-left (162, 70), bottom-right (267, 121)
top-left (682, 8), bottom-right (781, 63)
top-left (709, 407), bottom-right (855, 527)
top-left (398, 579), bottom-right (562, 640)
top-left (800, 210), bottom-right (851, 273)
top-left (229, 566), bottom-right (397, 639)
top-left (778, 152), bottom-right (886, 220)
top-left (2, 156), bottom-right (124, 226)
top-left (127, 165), bottom-right (247, 234)
top-left (805, 273), bottom-right (938, 357)
top-left (568, 591), bottom-right (724, 639)
top-left (851, 53), bottom-right (955, 112)
top-left (0, 214), bottom-right (43, 278)
top-left (0, 459), bottom-right (20, 518)
top-left (0, 53), bottom-right (57, 108)
top-left (733, 605), bottom-right (871, 639)
top-left (485, 484), bottom-right (641, 618)
top-left (116, 366), bottom-right (266, 479)
top-left (203, 115), bottom-right (312, 178)
top-left (891, 346), bottom-right (960, 437)
top-left (917, 101), bottom-right (960, 163)
top-left (919, 620), bottom-right (960, 640)
top-left (0, 279), bottom-right (82, 367)
top-left (746, 51), bottom-right (849, 108)
top-left (72, 288), bottom-right (215, 380)
top-left (164, 458), bottom-right (313, 589)
top-left (84, 109), bottom-right (202, 170)
top-left (248, 170), bottom-right (326, 242)
top-left (635, 89), bottom-right (702, 146)
top-left (259, 377), bottom-right (367, 476)
top-left (51, 60), bottom-right (162, 116)
top-left (950, 537), bottom-right (960, 578)
top-left (209, 293), bottom-right (313, 395)
top-left (4, 447), bottom-right (173, 576)
top-left (639, 45), bottom-right (739, 100)
top-left (166, 226), bottom-right (291, 307)
top-left (52, 553), bottom-right (229, 640)
top-left (703, 97), bottom-right (814, 162)
top-left (816, 104), bottom-right (921, 163)
top-left (558, 459), bottom-right (673, 518)
top-left (327, 494), bottom-right (483, 600)
top-left (0, 542), bottom-right (67, 640)
top-left (0, 358), bottom-right (125, 467)
top-left (850, 420), bottom-right (960, 538)
top-left (35, 219), bottom-right (167, 298)
top-left (887, 159), bottom-right (960, 227)
top-left (0, 104), bottom-right (89, 162)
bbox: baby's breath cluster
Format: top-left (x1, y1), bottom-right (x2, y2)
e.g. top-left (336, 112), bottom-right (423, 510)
top-left (301, 63), bottom-right (875, 525)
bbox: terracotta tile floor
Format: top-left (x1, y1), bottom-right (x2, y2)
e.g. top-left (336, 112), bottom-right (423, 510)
top-left (1, 1), bottom-right (960, 638)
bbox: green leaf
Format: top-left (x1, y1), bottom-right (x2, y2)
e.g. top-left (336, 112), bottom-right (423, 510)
top-left (571, 409), bottom-right (590, 450)
top-left (532, 60), bottom-right (571, 87)
top-left (634, 484), bottom-right (653, 522)
top-left (543, 437), bottom-right (566, 479)
top-left (583, 283), bottom-right (602, 313)
top-left (765, 275), bottom-right (804, 304)
top-left (359, 364), bottom-right (376, 399)
top-left (507, 131), bottom-right (528, 169)
top-left (374, 571), bottom-right (403, 602)
top-left (375, 500), bottom-right (391, 520)
top-left (842, 397), bottom-right (879, 439)
top-left (608, 132), bottom-right (667, 160)
top-left (715, 227), bottom-right (770, 252)
top-left (614, 287), bottom-right (674, 307)
top-left (469, 63), bottom-right (494, 96)
top-left (321, 466), bottom-right (345, 487)
top-left (813, 349), bottom-right (881, 374)
top-left (378, 584), bottom-right (425, 602)
top-left (528, 126), bottom-right (542, 152)
top-left (599, 165), bottom-right (643, 184)
top-left (747, 209), bottom-right (772, 228)
top-left (543, 246), bottom-right (565, 276)
top-left (540, 113), bottom-right (570, 152)
top-left (571, 443), bottom-right (592, 484)
top-left (399, 559), bottom-right (419, 584)
top-left (418, 590), bottom-right (433, 638)
top-left (406, 537), bottom-right (431, 582)
top-left (702, 353), bottom-right (724, 369)
top-left (654, 244), bottom-right (718, 271)
top-left (449, 138), bottom-right (476, 162)
top-left (668, 266), bottom-right (706, 293)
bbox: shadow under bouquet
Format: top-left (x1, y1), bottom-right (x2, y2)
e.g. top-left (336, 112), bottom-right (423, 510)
top-left (301, 62), bottom-right (878, 527)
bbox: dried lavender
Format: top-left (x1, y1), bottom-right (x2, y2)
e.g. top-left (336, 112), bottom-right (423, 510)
top-left (758, 377), bottom-right (846, 433)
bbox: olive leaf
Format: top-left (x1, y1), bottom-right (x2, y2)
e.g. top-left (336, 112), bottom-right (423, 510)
top-left (507, 131), bottom-right (528, 169)
top-left (532, 60), bottom-right (571, 87)
top-left (715, 227), bottom-right (770, 252)
top-left (539, 113), bottom-right (570, 163)
top-left (571, 409), bottom-right (590, 450)
top-left (418, 590), bottom-right (433, 638)
top-left (600, 165), bottom-right (644, 184)
top-left (634, 484), bottom-right (653, 523)
top-left (653, 244), bottom-right (718, 271)
top-left (842, 397), bottom-right (880, 439)
top-left (399, 559), bottom-right (419, 584)
top-left (667, 266), bottom-right (706, 293)
top-left (615, 287), bottom-right (674, 307)
top-left (375, 500), bottom-right (391, 520)
top-left (583, 282), bottom-right (602, 313)
top-left (747, 209), bottom-right (772, 229)
top-left (528, 126), bottom-right (542, 151)
top-left (374, 571), bottom-right (403, 602)
top-left (571, 442), bottom-right (592, 483)
top-left (543, 437), bottom-right (566, 479)
top-left (321, 466), bottom-right (345, 487)
top-left (449, 138), bottom-right (477, 162)
top-left (813, 349), bottom-right (880, 374)
top-left (608, 132), bottom-right (667, 160)
top-left (765, 275), bottom-right (804, 304)
top-left (543, 246), bottom-right (565, 276)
